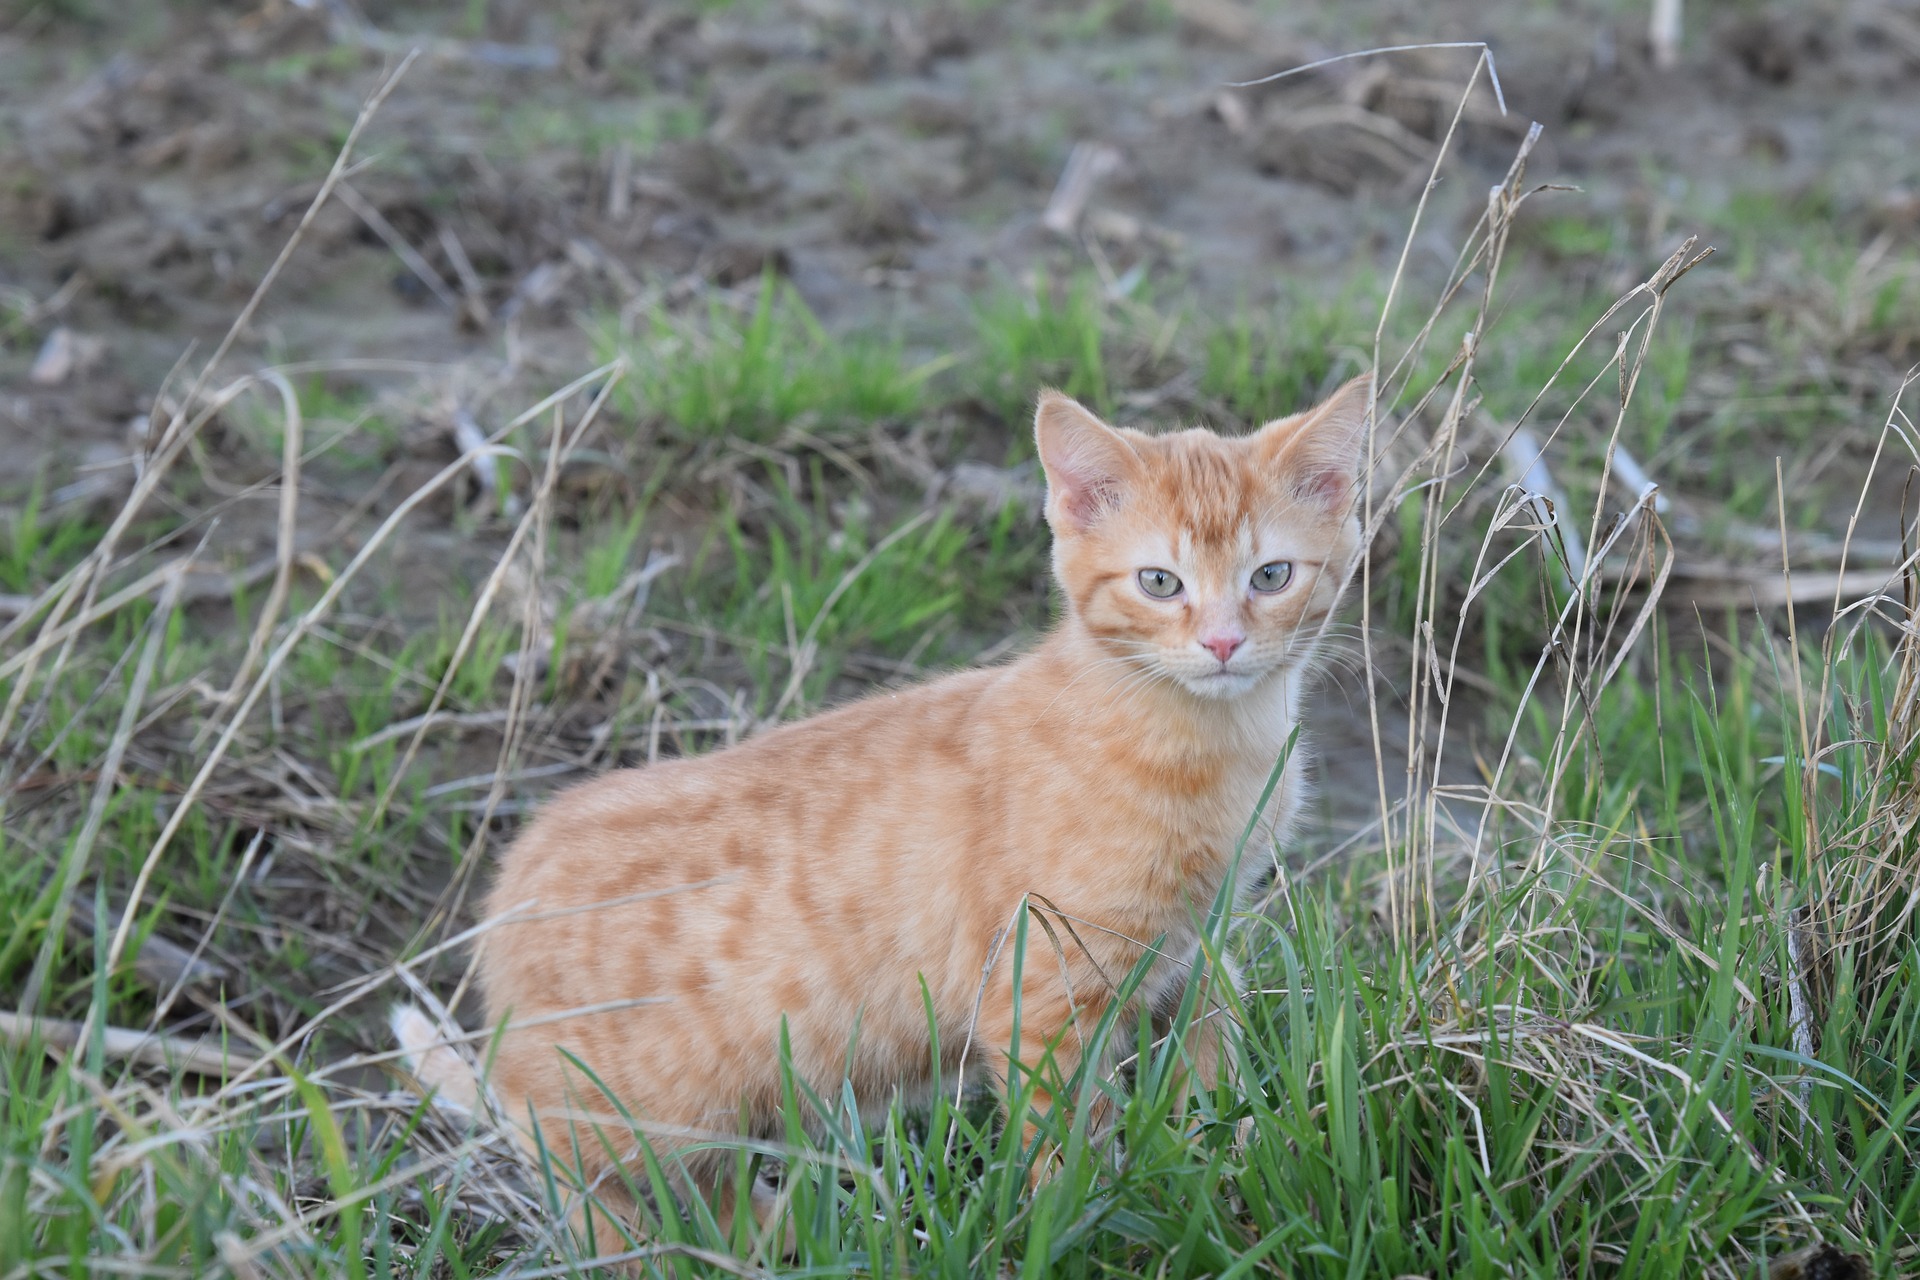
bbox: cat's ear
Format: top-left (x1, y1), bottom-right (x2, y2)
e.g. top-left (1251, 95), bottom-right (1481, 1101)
top-left (1035, 391), bottom-right (1140, 531)
top-left (1258, 373), bottom-right (1373, 515)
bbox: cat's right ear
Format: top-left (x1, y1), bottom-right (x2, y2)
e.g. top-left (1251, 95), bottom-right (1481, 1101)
top-left (1035, 391), bottom-right (1139, 532)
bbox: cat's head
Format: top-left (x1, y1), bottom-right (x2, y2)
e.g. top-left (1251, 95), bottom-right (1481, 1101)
top-left (1034, 376), bottom-right (1371, 701)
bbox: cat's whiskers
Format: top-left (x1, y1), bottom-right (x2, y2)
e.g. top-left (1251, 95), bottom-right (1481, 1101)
top-left (1088, 660), bottom-right (1182, 714)
top-left (1296, 658), bottom-right (1365, 711)
top-left (1047, 661), bottom-right (1176, 732)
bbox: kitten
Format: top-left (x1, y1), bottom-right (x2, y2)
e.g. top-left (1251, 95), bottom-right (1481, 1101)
top-left (397, 375), bottom-right (1372, 1246)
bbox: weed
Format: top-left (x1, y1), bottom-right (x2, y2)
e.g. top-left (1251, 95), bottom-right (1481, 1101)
top-left (972, 273), bottom-right (1114, 426)
top-left (497, 96), bottom-right (705, 163)
top-left (604, 275), bottom-right (932, 445)
top-left (1200, 285), bottom-right (1371, 426)
top-left (676, 478), bottom-right (1042, 708)
top-left (0, 481), bottom-right (97, 593)
top-left (577, 509), bottom-right (649, 600)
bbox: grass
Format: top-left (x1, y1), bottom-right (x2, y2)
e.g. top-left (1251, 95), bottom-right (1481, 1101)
top-left (497, 97), bottom-right (708, 163)
top-left (2, 52), bottom-right (1918, 1280)
top-left (674, 482), bottom-right (1042, 707)
top-left (2, 613), bottom-right (1913, 1277)
top-left (971, 274), bottom-right (1118, 425)
top-left (1199, 284), bottom-right (1373, 427)
top-left (0, 482), bottom-right (98, 593)
top-left (601, 275), bottom-right (936, 446)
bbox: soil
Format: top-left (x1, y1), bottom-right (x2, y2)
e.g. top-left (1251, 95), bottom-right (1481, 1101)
top-left (6, 0), bottom-right (1915, 480)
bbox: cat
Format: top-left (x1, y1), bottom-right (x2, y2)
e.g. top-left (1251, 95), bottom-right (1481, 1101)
top-left (395, 373), bottom-right (1373, 1250)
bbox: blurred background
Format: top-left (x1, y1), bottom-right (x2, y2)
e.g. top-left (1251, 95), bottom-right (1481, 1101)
top-left (7, 0), bottom-right (1913, 518)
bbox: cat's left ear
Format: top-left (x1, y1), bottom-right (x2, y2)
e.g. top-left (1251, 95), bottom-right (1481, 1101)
top-left (1257, 373), bottom-right (1374, 515)
top-left (1035, 391), bottom-right (1140, 531)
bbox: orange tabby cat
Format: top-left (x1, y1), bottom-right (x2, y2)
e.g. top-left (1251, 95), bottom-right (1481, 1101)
top-left (397, 374), bottom-right (1372, 1245)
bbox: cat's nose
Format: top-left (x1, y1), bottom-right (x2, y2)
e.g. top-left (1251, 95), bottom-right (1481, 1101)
top-left (1200, 633), bottom-right (1244, 664)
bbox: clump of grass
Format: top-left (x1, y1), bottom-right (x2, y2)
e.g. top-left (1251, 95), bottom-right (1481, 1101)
top-left (0, 481), bottom-right (98, 593)
top-left (674, 478), bottom-right (1042, 708)
top-left (496, 96), bottom-right (706, 162)
top-left (972, 272), bottom-right (1114, 423)
top-left (1199, 284), bottom-right (1371, 427)
top-left (605, 274), bottom-right (932, 445)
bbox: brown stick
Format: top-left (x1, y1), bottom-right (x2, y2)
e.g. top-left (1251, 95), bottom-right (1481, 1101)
top-left (0, 1011), bottom-right (260, 1076)
top-left (1042, 142), bottom-right (1121, 237)
top-left (1669, 566), bottom-right (1903, 609)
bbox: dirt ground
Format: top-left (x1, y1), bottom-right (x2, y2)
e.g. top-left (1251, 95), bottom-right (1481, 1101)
top-left (6, 0), bottom-right (1916, 485)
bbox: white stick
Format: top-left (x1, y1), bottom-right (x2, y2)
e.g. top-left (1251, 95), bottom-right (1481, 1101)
top-left (1650, 0), bottom-right (1682, 68)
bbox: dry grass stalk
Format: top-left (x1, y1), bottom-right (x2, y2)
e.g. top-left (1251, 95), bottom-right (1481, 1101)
top-left (16, 565), bottom-right (182, 1019)
top-left (378, 371), bottom-right (627, 939)
top-left (95, 424), bottom-right (527, 1010)
top-left (1282, 44), bottom-right (1846, 1242)
top-left (440, 224), bottom-right (495, 326)
top-left (1607, 440), bottom-right (1669, 513)
top-left (1497, 422), bottom-right (1588, 583)
top-left (338, 180), bottom-right (463, 314)
top-left (0, 54), bottom-right (418, 780)
top-left (1805, 383), bottom-right (1920, 997)
top-left (206, 369), bottom-right (305, 737)
top-left (1337, 47), bottom-right (1519, 944)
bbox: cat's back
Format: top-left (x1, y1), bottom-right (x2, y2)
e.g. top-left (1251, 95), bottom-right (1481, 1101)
top-left (485, 659), bottom-right (1011, 916)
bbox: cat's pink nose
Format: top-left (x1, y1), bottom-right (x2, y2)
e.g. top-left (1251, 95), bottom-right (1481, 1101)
top-left (1201, 634), bottom-right (1244, 664)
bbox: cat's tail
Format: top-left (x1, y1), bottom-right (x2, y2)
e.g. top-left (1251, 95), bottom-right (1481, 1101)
top-left (390, 1003), bottom-right (482, 1115)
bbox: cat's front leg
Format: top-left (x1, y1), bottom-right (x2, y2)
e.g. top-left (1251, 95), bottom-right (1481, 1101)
top-left (1182, 999), bottom-right (1241, 1096)
top-left (1151, 950), bottom-right (1244, 1122)
top-left (1185, 953), bottom-right (1246, 1095)
top-left (979, 987), bottom-right (1113, 1188)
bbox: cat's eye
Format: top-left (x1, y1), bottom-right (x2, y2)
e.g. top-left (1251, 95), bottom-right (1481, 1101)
top-left (1251, 561), bottom-right (1294, 594)
top-left (1138, 568), bottom-right (1183, 599)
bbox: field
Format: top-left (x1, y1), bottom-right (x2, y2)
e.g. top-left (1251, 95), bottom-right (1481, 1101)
top-left (2, 0), bottom-right (1919, 1275)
